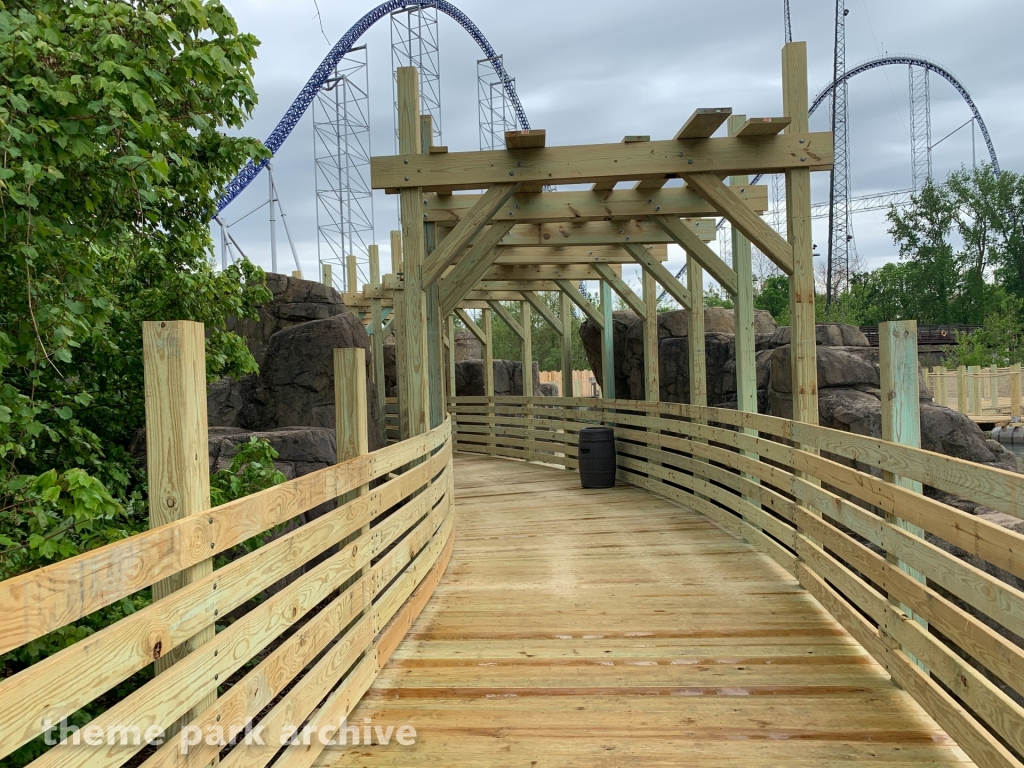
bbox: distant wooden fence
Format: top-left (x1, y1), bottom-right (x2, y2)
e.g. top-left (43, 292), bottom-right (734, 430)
top-left (449, 395), bottom-right (1024, 768)
top-left (0, 322), bottom-right (454, 768)
top-left (927, 363), bottom-right (1023, 419)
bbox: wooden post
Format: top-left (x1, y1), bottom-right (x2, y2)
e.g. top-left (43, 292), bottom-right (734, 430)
top-left (687, 257), bottom-right (707, 407)
top-left (390, 229), bottom-right (408, 438)
top-left (369, 245), bottom-right (386, 437)
top-left (396, 67), bottom-right (429, 437)
top-left (560, 291), bottom-right (574, 399)
top-left (957, 365), bottom-right (968, 413)
top-left (521, 300), bottom-right (533, 398)
top-left (483, 308), bottom-right (495, 397)
top-left (879, 321), bottom-right (928, 664)
top-left (600, 280), bottom-right (615, 399)
top-left (987, 362), bottom-right (995, 411)
top-left (142, 320), bottom-right (216, 723)
top-left (421, 114), bottom-right (444, 428)
top-left (390, 229), bottom-right (403, 274)
top-left (321, 262), bottom-right (332, 287)
top-left (446, 314), bottom-right (456, 400)
top-left (932, 366), bottom-right (944, 407)
top-left (643, 269), bottom-right (659, 401)
top-left (1012, 363), bottom-right (1022, 417)
top-left (334, 347), bottom-right (370, 606)
top-left (782, 41), bottom-right (818, 426)
top-left (346, 254), bottom-right (358, 295)
top-left (970, 365), bottom-right (981, 416)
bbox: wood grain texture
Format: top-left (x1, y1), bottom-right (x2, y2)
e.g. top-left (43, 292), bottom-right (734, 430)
top-left (314, 454), bottom-right (971, 768)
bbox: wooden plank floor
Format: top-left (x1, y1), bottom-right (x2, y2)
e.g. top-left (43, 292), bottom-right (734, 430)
top-left (316, 454), bottom-right (971, 767)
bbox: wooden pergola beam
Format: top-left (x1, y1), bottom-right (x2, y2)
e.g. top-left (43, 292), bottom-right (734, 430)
top-left (650, 215), bottom-right (738, 296)
top-left (675, 107), bottom-right (733, 139)
top-left (373, 132), bottom-right (833, 192)
top-left (437, 220), bottom-right (516, 315)
top-left (594, 263), bottom-right (646, 317)
top-left (454, 308), bottom-right (487, 344)
top-left (621, 243), bottom-right (691, 310)
top-left (423, 185), bottom-right (768, 224)
top-left (494, 244), bottom-right (667, 264)
top-left (439, 219), bottom-right (717, 248)
top-left (420, 182), bottom-right (521, 285)
top-left (521, 290), bottom-right (563, 336)
top-left (487, 300), bottom-right (525, 340)
top-left (683, 171), bottom-right (794, 275)
top-left (555, 279), bottom-right (603, 329)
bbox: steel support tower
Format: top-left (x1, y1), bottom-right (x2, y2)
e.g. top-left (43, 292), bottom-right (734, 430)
top-left (478, 55), bottom-right (516, 150)
top-left (909, 64), bottom-right (933, 191)
top-left (314, 45), bottom-right (374, 292)
top-left (392, 5), bottom-right (442, 147)
top-left (827, 0), bottom-right (852, 304)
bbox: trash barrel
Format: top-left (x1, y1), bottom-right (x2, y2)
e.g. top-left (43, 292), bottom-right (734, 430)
top-left (578, 427), bottom-right (616, 488)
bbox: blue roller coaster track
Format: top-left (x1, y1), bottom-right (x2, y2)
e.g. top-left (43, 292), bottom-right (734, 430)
top-left (217, 0), bottom-right (529, 213)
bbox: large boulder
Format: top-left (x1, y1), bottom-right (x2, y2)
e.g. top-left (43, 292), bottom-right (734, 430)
top-left (453, 330), bottom-right (482, 361)
top-left (208, 426), bottom-right (337, 479)
top-left (227, 273), bottom-right (349, 368)
top-left (454, 359), bottom-right (541, 397)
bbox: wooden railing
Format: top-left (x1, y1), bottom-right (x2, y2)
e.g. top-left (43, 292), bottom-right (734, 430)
top-left (384, 397), bottom-right (400, 443)
top-left (0, 336), bottom-right (454, 768)
top-left (927, 364), bottom-right (1023, 419)
top-left (449, 395), bottom-right (1024, 768)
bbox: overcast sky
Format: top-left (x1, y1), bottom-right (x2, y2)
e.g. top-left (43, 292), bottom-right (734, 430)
top-left (215, 0), bottom-right (1024, 295)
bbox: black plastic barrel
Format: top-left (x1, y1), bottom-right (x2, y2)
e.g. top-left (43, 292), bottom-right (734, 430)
top-left (578, 427), bottom-right (616, 488)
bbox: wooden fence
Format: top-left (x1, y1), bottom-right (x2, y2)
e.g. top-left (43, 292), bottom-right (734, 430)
top-left (538, 370), bottom-right (599, 397)
top-left (449, 394), bottom-right (1024, 768)
top-left (0, 322), bottom-right (454, 768)
top-left (927, 363), bottom-right (1023, 420)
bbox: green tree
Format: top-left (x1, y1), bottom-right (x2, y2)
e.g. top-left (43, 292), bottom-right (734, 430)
top-left (754, 275), bottom-right (789, 325)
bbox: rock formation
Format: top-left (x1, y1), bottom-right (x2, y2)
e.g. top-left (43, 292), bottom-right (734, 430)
top-left (454, 359), bottom-right (541, 397)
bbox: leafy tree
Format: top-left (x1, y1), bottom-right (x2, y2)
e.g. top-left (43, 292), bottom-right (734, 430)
top-left (754, 275), bottom-right (790, 325)
top-left (944, 297), bottom-right (1024, 368)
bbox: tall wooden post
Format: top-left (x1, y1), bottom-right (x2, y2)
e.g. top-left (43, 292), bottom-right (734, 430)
top-left (600, 280), bottom-right (615, 399)
top-left (729, 114), bottom-right (757, 419)
top-left (782, 41), bottom-right (818, 425)
top-left (346, 253), bottom-right (358, 297)
top-left (142, 320), bottom-right (216, 721)
top-left (879, 320), bottom-right (928, 660)
top-left (521, 300), bottom-right (533, 398)
top-left (483, 308), bottom-right (495, 397)
top-left (396, 67), bottom-right (429, 437)
top-left (643, 269), bottom-right (660, 402)
top-left (321, 262), bottom-right (332, 287)
top-left (369, 245), bottom-right (386, 436)
top-left (957, 365), bottom-right (968, 413)
top-left (334, 347), bottom-right (370, 605)
top-left (687, 257), bottom-right (707, 407)
top-left (970, 365), bottom-right (981, 415)
top-left (560, 291), bottom-right (574, 398)
top-left (445, 314), bottom-right (456, 400)
top-left (990, 363), bottom-right (1000, 412)
top-left (1012, 363), bottom-right (1022, 417)
top-left (390, 229), bottom-right (408, 437)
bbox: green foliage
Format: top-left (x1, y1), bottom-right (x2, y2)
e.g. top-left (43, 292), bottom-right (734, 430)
top-left (0, 3), bottom-right (272, 764)
top-left (478, 297), bottom-right (591, 374)
top-left (753, 275), bottom-right (789, 325)
top-left (703, 287), bottom-right (733, 309)
top-left (944, 297), bottom-right (1024, 368)
top-left (210, 436), bottom-right (287, 508)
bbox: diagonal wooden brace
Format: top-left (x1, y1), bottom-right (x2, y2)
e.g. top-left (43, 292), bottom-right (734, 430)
top-left (650, 215), bottom-right (738, 296)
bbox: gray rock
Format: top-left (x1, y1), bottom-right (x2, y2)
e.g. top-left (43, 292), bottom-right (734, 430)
top-left (769, 323), bottom-right (869, 348)
top-left (208, 426), bottom-right (337, 480)
top-left (454, 359), bottom-right (541, 396)
top-left (257, 313), bottom-right (385, 450)
top-left (226, 273), bottom-right (349, 368)
top-left (454, 330), bottom-right (482, 362)
top-left (538, 382), bottom-right (559, 397)
top-left (207, 374), bottom-right (262, 429)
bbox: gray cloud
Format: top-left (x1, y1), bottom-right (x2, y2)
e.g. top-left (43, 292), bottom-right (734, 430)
top-left (215, 0), bottom-right (1023, 291)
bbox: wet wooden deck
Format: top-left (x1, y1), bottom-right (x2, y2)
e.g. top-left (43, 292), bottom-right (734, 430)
top-left (316, 454), bottom-right (971, 767)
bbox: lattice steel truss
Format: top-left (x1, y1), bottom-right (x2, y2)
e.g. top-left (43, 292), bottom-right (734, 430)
top-left (478, 55), bottom-right (516, 150)
top-left (314, 45), bottom-right (374, 292)
top-left (392, 6), bottom-right (442, 147)
top-left (909, 64), bottom-right (933, 191)
top-left (827, 0), bottom-right (852, 303)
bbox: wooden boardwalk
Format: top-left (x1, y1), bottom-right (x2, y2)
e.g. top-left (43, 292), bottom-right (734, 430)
top-left (316, 454), bottom-right (971, 767)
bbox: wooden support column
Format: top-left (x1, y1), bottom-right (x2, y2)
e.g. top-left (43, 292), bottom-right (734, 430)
top-left (560, 290), bottom-right (574, 398)
top-left (321, 262), bottom-right (332, 287)
top-left (970, 365), bottom-right (981, 415)
top-left (522, 301), bottom-right (533, 398)
top-left (483, 308), bottom-right (495, 397)
top-left (990, 363), bottom-right (1000, 412)
top-left (369, 245), bottom-right (386, 436)
top-left (643, 269), bottom-right (659, 401)
top-left (446, 314), bottom-right (456, 402)
top-left (879, 320), bottom-right (928, 662)
top-left (142, 320), bottom-right (216, 723)
top-left (782, 41), bottom-right (818, 426)
top-left (334, 347), bottom-right (369, 506)
top-left (1012, 363), bottom-right (1022, 417)
top-left (957, 365), bottom-right (968, 413)
top-left (346, 253), bottom-right (358, 296)
top-left (396, 67), bottom-right (429, 437)
top-left (600, 280), bottom-right (615, 399)
top-left (687, 258), bottom-right (706, 407)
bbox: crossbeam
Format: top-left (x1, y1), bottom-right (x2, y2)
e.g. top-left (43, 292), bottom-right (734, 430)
top-left (487, 300), bottom-right (525, 340)
top-left (421, 182), bottom-right (521, 285)
top-left (494, 244), bottom-right (667, 264)
top-left (422, 185), bottom-right (768, 224)
top-left (595, 263), bottom-right (646, 316)
top-left (621, 242), bottom-right (691, 310)
top-left (521, 291), bottom-right (563, 335)
top-left (374, 133), bottom-right (833, 192)
top-left (683, 172), bottom-right (794, 275)
top-left (651, 215), bottom-right (738, 296)
top-left (437, 221), bottom-right (515, 314)
top-left (453, 308), bottom-right (487, 344)
top-left (439, 219), bottom-right (716, 248)
top-left (555, 279), bottom-right (603, 329)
